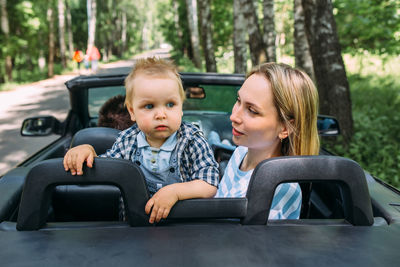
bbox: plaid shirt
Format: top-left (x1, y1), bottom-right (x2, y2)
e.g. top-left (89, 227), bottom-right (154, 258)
top-left (100, 121), bottom-right (219, 187)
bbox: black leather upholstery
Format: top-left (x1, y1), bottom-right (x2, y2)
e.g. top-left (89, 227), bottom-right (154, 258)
top-left (70, 127), bottom-right (121, 155)
top-left (17, 158), bottom-right (150, 230)
top-left (242, 156), bottom-right (374, 226)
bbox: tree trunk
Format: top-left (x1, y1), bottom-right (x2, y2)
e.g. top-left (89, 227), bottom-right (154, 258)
top-left (65, 0), bottom-right (74, 59)
top-left (57, 0), bottom-right (67, 68)
top-left (293, 0), bottom-right (314, 80)
top-left (197, 0), bottom-right (217, 72)
top-left (233, 0), bottom-right (247, 74)
top-left (302, 0), bottom-right (353, 143)
top-left (240, 0), bottom-right (266, 66)
top-left (87, 0), bottom-right (97, 48)
top-left (185, 0), bottom-right (202, 68)
top-left (121, 10), bottom-right (127, 56)
top-left (172, 0), bottom-right (185, 55)
top-left (262, 0), bottom-right (276, 62)
top-left (1, 0), bottom-right (12, 82)
top-left (47, 2), bottom-right (55, 77)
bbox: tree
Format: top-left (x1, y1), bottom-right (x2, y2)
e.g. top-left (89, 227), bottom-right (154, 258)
top-left (262, 0), bottom-right (276, 62)
top-left (87, 0), bottom-right (96, 49)
top-left (293, 0), bottom-right (314, 80)
top-left (185, 0), bottom-right (202, 68)
top-left (57, 0), bottom-right (67, 68)
top-left (302, 0), bottom-right (353, 143)
top-left (0, 0), bottom-right (12, 82)
top-left (47, 0), bottom-right (55, 77)
top-left (233, 0), bottom-right (247, 73)
top-left (240, 0), bottom-right (266, 66)
top-left (65, 0), bottom-right (74, 59)
top-left (197, 0), bottom-right (217, 72)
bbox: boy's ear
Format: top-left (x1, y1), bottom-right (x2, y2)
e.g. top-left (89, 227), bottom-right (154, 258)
top-left (127, 106), bottom-right (136, 122)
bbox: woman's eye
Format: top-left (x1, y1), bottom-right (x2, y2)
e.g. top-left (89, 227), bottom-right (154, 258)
top-left (248, 107), bottom-right (258, 115)
top-left (166, 102), bottom-right (175, 108)
top-left (145, 104), bottom-right (153, 109)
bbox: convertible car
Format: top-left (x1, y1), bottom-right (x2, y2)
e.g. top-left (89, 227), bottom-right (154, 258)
top-left (0, 72), bottom-right (399, 266)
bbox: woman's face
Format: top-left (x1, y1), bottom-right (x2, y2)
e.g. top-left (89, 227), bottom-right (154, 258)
top-left (230, 74), bottom-right (286, 153)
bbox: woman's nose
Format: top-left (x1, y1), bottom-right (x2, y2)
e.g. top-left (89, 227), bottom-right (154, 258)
top-left (230, 103), bottom-right (241, 124)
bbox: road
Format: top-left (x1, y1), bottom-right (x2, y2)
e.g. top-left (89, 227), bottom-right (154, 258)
top-left (0, 48), bottom-right (170, 176)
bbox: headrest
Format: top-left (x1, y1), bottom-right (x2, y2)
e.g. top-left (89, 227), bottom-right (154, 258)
top-left (70, 127), bottom-right (121, 155)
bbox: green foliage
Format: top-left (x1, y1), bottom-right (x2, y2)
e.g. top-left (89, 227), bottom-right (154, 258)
top-left (324, 72), bottom-right (400, 188)
top-left (334, 0), bottom-right (400, 55)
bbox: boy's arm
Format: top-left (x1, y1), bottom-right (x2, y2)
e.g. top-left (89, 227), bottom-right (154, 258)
top-left (145, 180), bottom-right (216, 223)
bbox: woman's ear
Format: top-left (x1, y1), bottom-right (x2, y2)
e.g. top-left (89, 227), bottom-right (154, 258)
top-left (127, 106), bottom-right (136, 122)
top-left (278, 120), bottom-right (293, 140)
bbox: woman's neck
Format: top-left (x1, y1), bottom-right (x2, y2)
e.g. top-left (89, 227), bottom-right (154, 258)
top-left (240, 146), bottom-right (282, 172)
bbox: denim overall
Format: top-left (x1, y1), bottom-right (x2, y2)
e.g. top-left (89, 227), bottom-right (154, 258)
top-left (134, 148), bottom-right (181, 196)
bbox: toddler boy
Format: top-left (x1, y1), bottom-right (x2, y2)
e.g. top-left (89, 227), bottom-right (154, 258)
top-left (63, 57), bottom-right (219, 223)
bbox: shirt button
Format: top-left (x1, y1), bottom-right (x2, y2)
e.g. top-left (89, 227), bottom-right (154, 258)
top-left (151, 159), bottom-right (156, 164)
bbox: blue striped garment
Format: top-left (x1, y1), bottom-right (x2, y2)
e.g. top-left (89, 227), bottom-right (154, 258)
top-left (215, 146), bottom-right (302, 219)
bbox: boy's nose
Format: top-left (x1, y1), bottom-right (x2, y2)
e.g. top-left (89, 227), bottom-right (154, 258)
top-left (155, 108), bottom-right (167, 119)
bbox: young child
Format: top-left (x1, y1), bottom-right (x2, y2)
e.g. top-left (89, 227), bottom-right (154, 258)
top-left (63, 57), bottom-right (219, 223)
top-left (97, 94), bottom-right (133, 130)
top-left (215, 62), bottom-right (320, 220)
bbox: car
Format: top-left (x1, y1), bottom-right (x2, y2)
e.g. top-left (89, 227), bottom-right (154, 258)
top-left (0, 72), bottom-right (399, 266)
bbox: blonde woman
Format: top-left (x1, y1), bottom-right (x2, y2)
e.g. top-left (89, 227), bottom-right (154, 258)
top-left (216, 63), bottom-right (320, 219)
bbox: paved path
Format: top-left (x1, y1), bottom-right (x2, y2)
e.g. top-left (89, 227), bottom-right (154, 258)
top-left (0, 48), bottom-right (170, 176)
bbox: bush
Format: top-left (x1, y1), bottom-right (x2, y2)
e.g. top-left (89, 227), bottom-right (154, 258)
top-left (325, 74), bottom-right (400, 189)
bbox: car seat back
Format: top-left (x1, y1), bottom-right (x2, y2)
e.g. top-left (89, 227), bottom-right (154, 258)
top-left (17, 158), bottom-right (150, 230)
top-left (242, 156), bottom-right (374, 226)
top-left (70, 127), bottom-right (121, 155)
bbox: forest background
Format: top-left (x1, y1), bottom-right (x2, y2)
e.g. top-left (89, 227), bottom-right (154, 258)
top-left (0, 0), bottom-right (399, 188)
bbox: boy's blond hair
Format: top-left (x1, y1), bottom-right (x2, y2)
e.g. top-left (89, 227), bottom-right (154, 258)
top-left (248, 63), bottom-right (320, 156)
top-left (124, 57), bottom-right (185, 108)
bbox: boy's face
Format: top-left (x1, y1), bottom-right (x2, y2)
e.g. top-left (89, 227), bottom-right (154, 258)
top-left (127, 73), bottom-right (183, 148)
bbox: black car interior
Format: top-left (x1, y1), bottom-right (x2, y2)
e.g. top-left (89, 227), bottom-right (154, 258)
top-left (12, 127), bottom-right (378, 230)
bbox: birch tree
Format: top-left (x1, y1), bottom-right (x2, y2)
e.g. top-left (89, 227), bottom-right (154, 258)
top-left (302, 0), bottom-right (353, 143)
top-left (262, 0), bottom-right (276, 62)
top-left (47, 1), bottom-right (55, 77)
top-left (197, 0), bottom-right (217, 72)
top-left (185, 0), bottom-right (202, 68)
top-left (65, 0), bottom-right (74, 58)
top-left (293, 0), bottom-right (314, 80)
top-left (57, 0), bottom-right (67, 67)
top-left (240, 0), bottom-right (266, 66)
top-left (87, 0), bottom-right (97, 49)
top-left (0, 0), bottom-right (12, 82)
top-left (233, 0), bottom-right (247, 73)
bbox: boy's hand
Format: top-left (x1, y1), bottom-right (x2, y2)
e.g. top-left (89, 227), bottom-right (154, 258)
top-left (63, 144), bottom-right (97, 175)
top-left (145, 185), bottom-right (179, 224)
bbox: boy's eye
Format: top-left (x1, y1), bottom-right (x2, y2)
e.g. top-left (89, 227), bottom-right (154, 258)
top-left (145, 104), bottom-right (154, 109)
top-left (166, 102), bottom-right (175, 108)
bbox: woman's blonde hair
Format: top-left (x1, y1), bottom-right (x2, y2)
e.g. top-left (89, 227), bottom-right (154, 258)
top-left (124, 57), bottom-right (185, 108)
top-left (248, 63), bottom-right (320, 156)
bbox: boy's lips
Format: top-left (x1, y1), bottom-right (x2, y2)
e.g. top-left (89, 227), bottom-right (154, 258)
top-left (155, 125), bottom-right (168, 131)
top-left (232, 127), bottom-right (244, 136)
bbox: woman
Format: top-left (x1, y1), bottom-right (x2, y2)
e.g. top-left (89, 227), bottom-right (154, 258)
top-left (215, 63), bottom-right (320, 219)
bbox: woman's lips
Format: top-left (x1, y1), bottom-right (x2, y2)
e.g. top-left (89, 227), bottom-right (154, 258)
top-left (232, 127), bottom-right (244, 136)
